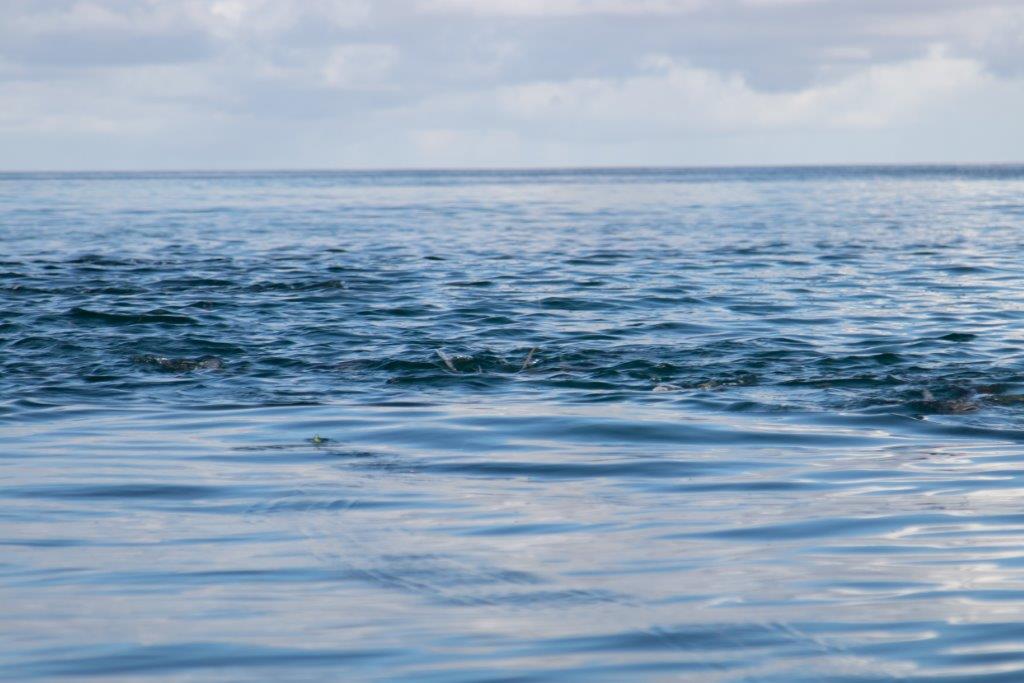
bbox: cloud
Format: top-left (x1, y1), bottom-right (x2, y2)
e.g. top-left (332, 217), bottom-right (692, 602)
top-left (0, 2), bottom-right (213, 67)
top-left (410, 128), bottom-right (522, 165)
top-left (418, 0), bottom-right (706, 17)
top-left (418, 48), bottom-right (986, 134)
top-left (0, 1), bottom-right (375, 69)
top-left (186, 0), bottom-right (371, 36)
top-left (0, 0), bottom-right (1022, 168)
top-left (320, 44), bottom-right (399, 89)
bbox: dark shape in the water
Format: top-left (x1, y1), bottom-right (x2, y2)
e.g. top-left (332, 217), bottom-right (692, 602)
top-left (137, 355), bottom-right (224, 372)
top-left (917, 388), bottom-right (978, 414)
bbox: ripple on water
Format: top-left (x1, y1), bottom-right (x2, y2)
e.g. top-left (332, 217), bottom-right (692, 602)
top-left (5, 167), bottom-right (1024, 681)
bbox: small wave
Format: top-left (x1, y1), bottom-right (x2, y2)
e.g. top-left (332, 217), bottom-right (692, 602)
top-left (68, 307), bottom-right (198, 325)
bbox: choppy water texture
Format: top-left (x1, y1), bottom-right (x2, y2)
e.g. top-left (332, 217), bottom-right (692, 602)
top-left (5, 167), bottom-right (1024, 682)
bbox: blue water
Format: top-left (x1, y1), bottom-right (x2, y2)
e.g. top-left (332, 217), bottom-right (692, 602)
top-left (4, 166), bottom-right (1024, 681)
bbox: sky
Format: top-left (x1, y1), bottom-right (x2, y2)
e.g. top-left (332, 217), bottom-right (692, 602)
top-left (1, 0), bottom-right (1023, 170)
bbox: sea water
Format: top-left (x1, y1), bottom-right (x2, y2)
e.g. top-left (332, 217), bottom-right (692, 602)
top-left (4, 167), bottom-right (1024, 681)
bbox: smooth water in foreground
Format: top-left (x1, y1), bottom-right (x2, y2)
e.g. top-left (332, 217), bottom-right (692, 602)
top-left (4, 167), bottom-right (1024, 681)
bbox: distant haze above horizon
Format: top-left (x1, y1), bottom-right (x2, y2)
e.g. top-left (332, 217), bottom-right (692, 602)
top-left (3, 0), bottom-right (1023, 170)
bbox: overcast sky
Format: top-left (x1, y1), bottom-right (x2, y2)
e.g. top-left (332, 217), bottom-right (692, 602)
top-left (2, 0), bottom-right (1023, 169)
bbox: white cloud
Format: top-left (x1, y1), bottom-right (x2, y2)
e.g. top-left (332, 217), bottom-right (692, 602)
top-left (0, 63), bottom-right (222, 135)
top-left (741, 0), bottom-right (827, 6)
top-left (410, 128), bottom-right (522, 163)
top-left (1, 0), bottom-right (1023, 168)
top-left (186, 0), bottom-right (371, 35)
top-left (419, 0), bottom-right (705, 17)
top-left (321, 44), bottom-right (399, 88)
top-left (10, 2), bottom-right (135, 32)
top-left (457, 48), bottom-right (987, 133)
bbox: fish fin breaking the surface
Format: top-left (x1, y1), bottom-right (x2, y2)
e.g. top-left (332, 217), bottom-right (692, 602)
top-left (435, 349), bottom-right (458, 373)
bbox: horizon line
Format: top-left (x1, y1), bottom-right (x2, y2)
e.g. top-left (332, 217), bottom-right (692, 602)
top-left (2, 161), bottom-right (1024, 175)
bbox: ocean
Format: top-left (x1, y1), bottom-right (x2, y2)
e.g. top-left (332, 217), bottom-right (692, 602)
top-left (4, 166), bottom-right (1024, 681)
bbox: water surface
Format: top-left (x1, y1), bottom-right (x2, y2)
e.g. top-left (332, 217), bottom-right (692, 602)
top-left (4, 167), bottom-right (1024, 681)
